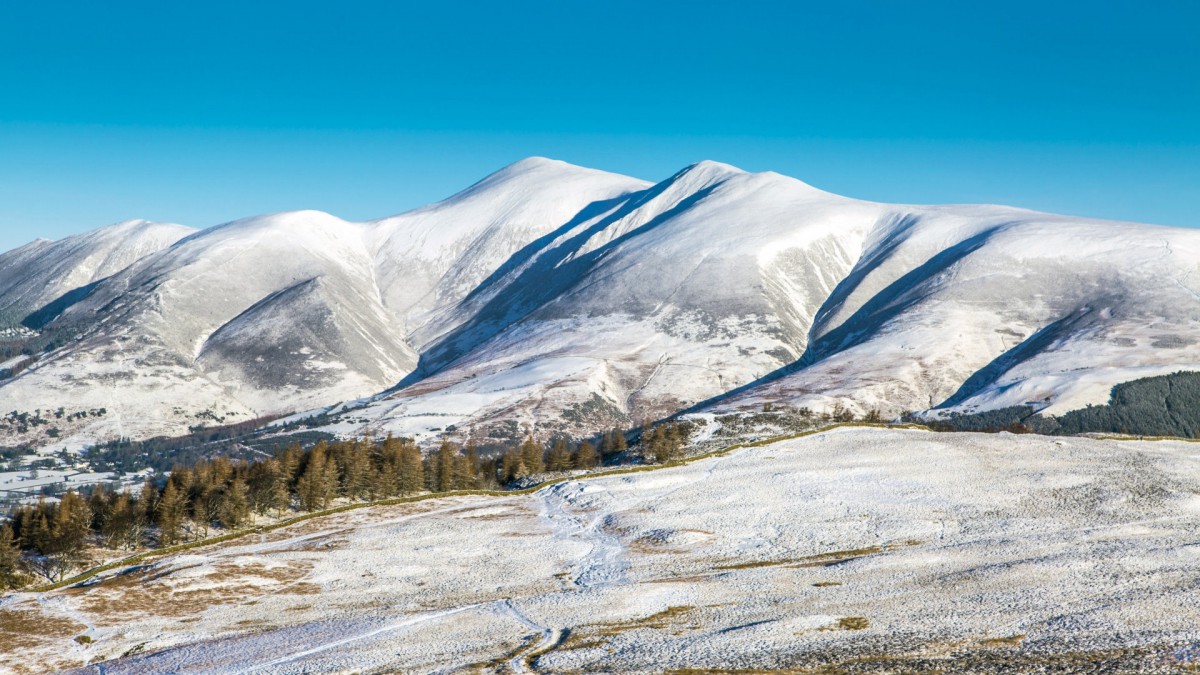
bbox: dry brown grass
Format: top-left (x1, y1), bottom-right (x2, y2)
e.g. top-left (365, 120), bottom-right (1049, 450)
top-left (67, 559), bottom-right (315, 624)
top-left (834, 616), bottom-right (870, 630)
top-left (977, 634), bottom-right (1026, 648)
top-left (559, 605), bottom-right (699, 653)
top-left (0, 609), bottom-right (86, 652)
top-left (644, 574), bottom-right (714, 584)
top-left (714, 545), bottom-right (888, 571)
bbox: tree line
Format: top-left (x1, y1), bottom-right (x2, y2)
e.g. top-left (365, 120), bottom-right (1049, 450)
top-left (1, 425), bottom-right (673, 589)
top-left (917, 371), bottom-right (1200, 438)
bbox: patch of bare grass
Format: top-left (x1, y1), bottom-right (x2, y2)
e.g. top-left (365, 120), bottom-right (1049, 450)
top-left (559, 605), bottom-right (699, 653)
top-left (0, 609), bottom-right (86, 654)
top-left (977, 634), bottom-right (1025, 648)
top-left (715, 545), bottom-right (890, 571)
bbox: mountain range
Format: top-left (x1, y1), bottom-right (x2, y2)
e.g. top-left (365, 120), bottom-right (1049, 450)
top-left (1, 157), bottom-right (1197, 451)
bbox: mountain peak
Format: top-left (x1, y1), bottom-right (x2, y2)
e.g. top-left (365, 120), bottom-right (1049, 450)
top-left (500, 156), bottom-right (568, 171)
top-left (646, 160), bottom-right (748, 197)
top-left (473, 156), bottom-right (625, 188)
top-left (683, 159), bottom-right (746, 175)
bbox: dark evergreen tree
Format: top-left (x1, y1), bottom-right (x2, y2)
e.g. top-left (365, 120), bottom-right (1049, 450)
top-left (519, 436), bottom-right (545, 474)
top-left (218, 478), bottom-right (251, 529)
top-left (547, 438), bottom-right (571, 472)
top-left (573, 440), bottom-right (599, 469)
top-left (156, 479), bottom-right (187, 545)
top-left (297, 443), bottom-right (334, 511)
top-left (0, 524), bottom-right (28, 590)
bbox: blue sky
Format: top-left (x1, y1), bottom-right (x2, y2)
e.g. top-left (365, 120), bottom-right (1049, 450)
top-left (1, 1), bottom-right (1197, 251)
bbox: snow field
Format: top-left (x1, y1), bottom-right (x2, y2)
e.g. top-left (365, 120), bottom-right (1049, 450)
top-left (4, 428), bottom-right (1200, 672)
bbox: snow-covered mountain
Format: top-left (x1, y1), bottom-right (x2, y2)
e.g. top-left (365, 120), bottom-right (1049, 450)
top-left (317, 161), bottom-right (881, 443)
top-left (710, 206), bottom-right (1200, 419)
top-left (1, 157), bottom-right (1197, 450)
top-left (0, 159), bottom-right (646, 448)
top-left (311, 165), bottom-right (1200, 444)
top-left (0, 219), bottom-right (194, 328)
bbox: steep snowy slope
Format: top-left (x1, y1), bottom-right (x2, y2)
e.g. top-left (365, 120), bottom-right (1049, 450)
top-left (708, 206), bottom-right (1200, 418)
top-left (0, 160), bottom-right (647, 449)
top-left (369, 156), bottom-right (652, 341)
top-left (0, 219), bottom-right (194, 327)
top-left (316, 162), bottom-right (884, 443)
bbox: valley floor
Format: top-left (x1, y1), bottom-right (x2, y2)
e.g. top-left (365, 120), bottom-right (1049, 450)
top-left (4, 428), bottom-right (1200, 673)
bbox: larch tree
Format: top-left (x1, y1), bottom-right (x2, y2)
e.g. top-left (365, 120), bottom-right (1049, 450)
top-left (218, 477), bottom-right (251, 529)
top-left (519, 437), bottom-right (545, 475)
top-left (573, 440), bottom-right (599, 469)
top-left (156, 479), bottom-right (188, 545)
top-left (547, 438), bottom-right (571, 472)
top-left (297, 443), bottom-right (336, 512)
top-left (398, 441), bottom-right (425, 496)
top-left (0, 524), bottom-right (28, 590)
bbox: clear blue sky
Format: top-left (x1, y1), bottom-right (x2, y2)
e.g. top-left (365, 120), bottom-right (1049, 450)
top-left (1, 1), bottom-right (1197, 251)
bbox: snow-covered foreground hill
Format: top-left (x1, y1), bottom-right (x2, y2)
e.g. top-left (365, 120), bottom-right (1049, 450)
top-left (5, 428), bottom-right (1200, 672)
top-left (2, 157), bottom-right (1199, 450)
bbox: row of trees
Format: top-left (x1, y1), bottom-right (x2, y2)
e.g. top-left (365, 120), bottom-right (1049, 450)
top-left (643, 422), bottom-right (687, 463)
top-left (497, 430), bottom-right (627, 483)
top-left (1, 427), bottom-right (657, 588)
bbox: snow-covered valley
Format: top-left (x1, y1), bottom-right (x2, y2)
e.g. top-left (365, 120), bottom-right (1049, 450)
top-left (5, 427), bottom-right (1200, 673)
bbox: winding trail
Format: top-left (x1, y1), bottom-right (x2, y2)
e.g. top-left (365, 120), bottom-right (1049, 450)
top-left (498, 598), bottom-right (561, 674)
top-left (535, 482), bottom-right (630, 589)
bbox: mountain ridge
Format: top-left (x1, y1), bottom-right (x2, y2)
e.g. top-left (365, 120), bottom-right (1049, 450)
top-left (0, 157), bottom-right (1196, 451)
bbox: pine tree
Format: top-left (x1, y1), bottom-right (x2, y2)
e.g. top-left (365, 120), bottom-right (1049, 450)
top-left (279, 443), bottom-right (304, 489)
top-left (297, 443), bottom-right (336, 511)
top-left (651, 426), bottom-right (671, 463)
top-left (218, 478), bottom-right (251, 529)
top-left (210, 456), bottom-right (235, 484)
top-left (102, 491), bottom-right (138, 550)
top-left (666, 423), bottom-right (684, 457)
top-left (156, 479), bottom-right (187, 545)
top-left (435, 441), bottom-right (456, 492)
top-left (17, 504), bottom-right (51, 558)
top-left (519, 437), bottom-right (545, 474)
top-left (547, 438), bottom-right (571, 472)
top-left (138, 479), bottom-right (158, 528)
top-left (398, 441), bottom-right (425, 495)
top-left (247, 459), bottom-right (283, 516)
top-left (0, 524), bottom-right (28, 590)
top-left (374, 435), bottom-right (399, 498)
top-left (462, 443), bottom-right (481, 489)
top-left (23, 491), bottom-right (92, 582)
top-left (376, 460), bottom-right (397, 499)
top-left (341, 441), bottom-right (373, 501)
top-left (573, 440), bottom-right (599, 469)
top-left (604, 427), bottom-right (627, 457)
top-left (87, 484), bottom-right (112, 535)
top-left (55, 491), bottom-right (92, 554)
top-left (190, 483), bottom-right (216, 538)
top-left (501, 445), bottom-right (527, 484)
